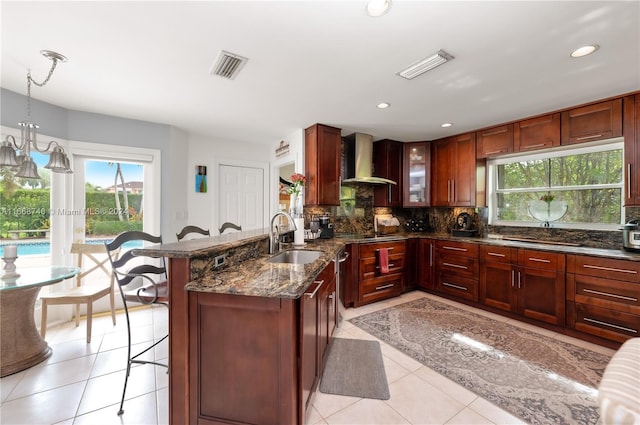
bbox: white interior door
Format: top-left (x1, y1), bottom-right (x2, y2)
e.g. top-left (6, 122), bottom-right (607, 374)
top-left (219, 165), bottom-right (264, 232)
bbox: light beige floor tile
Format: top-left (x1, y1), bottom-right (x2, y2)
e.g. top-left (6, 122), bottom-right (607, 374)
top-left (73, 391), bottom-right (158, 424)
top-left (306, 405), bottom-right (324, 425)
top-left (156, 387), bottom-right (169, 425)
top-left (446, 407), bottom-right (496, 424)
top-left (77, 366), bottom-right (156, 415)
top-left (155, 360), bottom-right (169, 389)
top-left (312, 390), bottom-right (361, 418)
top-left (0, 381), bottom-right (85, 425)
top-left (342, 326), bottom-right (379, 341)
top-left (8, 354), bottom-right (96, 400)
top-left (325, 398), bottom-right (410, 425)
top-left (385, 373), bottom-right (465, 425)
top-left (0, 370), bottom-right (25, 402)
top-left (553, 334), bottom-right (616, 356)
top-left (378, 343), bottom-right (424, 373)
top-left (413, 366), bottom-right (478, 405)
top-left (382, 355), bottom-right (411, 384)
top-left (52, 418), bottom-right (74, 425)
top-left (467, 398), bottom-right (527, 425)
top-left (44, 337), bottom-right (102, 365)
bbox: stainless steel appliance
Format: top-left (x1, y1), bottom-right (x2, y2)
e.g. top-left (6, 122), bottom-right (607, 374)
top-left (318, 215), bottom-right (333, 239)
top-left (622, 220), bottom-right (640, 252)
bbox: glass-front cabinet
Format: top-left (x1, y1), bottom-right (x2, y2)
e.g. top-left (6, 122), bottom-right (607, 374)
top-left (403, 142), bottom-right (431, 207)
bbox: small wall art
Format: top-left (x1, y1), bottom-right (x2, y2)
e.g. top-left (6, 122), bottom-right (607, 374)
top-left (196, 165), bottom-right (207, 193)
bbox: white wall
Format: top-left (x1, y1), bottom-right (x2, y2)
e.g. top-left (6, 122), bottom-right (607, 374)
top-left (187, 133), bottom-right (271, 233)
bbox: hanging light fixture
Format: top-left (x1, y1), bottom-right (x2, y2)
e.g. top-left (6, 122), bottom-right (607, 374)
top-left (0, 50), bottom-right (72, 179)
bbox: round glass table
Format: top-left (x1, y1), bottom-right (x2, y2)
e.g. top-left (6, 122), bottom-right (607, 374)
top-left (1, 266), bottom-right (80, 377)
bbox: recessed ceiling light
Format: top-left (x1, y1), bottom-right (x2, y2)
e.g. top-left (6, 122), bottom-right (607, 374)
top-left (570, 44), bottom-right (599, 58)
top-left (377, 102), bottom-right (391, 109)
top-left (441, 122), bottom-right (453, 128)
top-left (366, 0), bottom-right (391, 17)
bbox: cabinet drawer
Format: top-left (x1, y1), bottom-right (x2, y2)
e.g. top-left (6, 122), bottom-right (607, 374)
top-left (437, 255), bottom-right (478, 278)
top-left (360, 275), bottom-right (403, 304)
top-left (437, 273), bottom-right (478, 302)
top-left (359, 241), bottom-right (406, 259)
top-left (359, 255), bottom-right (405, 280)
top-left (572, 274), bottom-right (640, 314)
top-left (571, 255), bottom-right (640, 283)
top-left (480, 245), bottom-right (514, 264)
top-left (519, 249), bottom-right (563, 270)
top-left (436, 240), bottom-right (478, 257)
top-left (573, 302), bottom-right (640, 343)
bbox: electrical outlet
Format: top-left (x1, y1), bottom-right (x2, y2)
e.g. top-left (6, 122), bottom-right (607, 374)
top-left (214, 254), bottom-right (226, 268)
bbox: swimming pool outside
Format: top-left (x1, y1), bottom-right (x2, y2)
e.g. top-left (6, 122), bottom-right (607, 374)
top-left (0, 239), bottom-right (143, 257)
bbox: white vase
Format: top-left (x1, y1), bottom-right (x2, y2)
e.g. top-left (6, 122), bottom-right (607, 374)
top-left (296, 193), bottom-right (304, 217)
top-left (289, 193), bottom-right (303, 218)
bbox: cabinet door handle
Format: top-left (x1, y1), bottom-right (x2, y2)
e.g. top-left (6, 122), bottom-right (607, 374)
top-left (375, 247), bottom-right (395, 252)
top-left (429, 244), bottom-right (433, 267)
top-left (628, 163), bottom-right (632, 199)
top-left (338, 252), bottom-right (350, 263)
top-left (443, 262), bottom-right (468, 270)
top-left (376, 264), bottom-right (395, 269)
top-left (488, 252), bottom-right (506, 257)
top-left (576, 134), bottom-right (602, 141)
top-left (442, 282), bottom-right (468, 291)
top-left (442, 246), bottom-right (467, 252)
top-left (583, 288), bottom-right (638, 302)
top-left (305, 280), bottom-right (324, 298)
top-left (447, 180), bottom-right (451, 202)
top-left (583, 264), bottom-right (637, 275)
top-left (375, 283), bottom-right (394, 291)
top-left (584, 317), bottom-right (637, 334)
top-left (451, 180), bottom-right (455, 202)
top-left (518, 271), bottom-right (522, 289)
top-left (511, 270), bottom-right (515, 287)
top-left (388, 185), bottom-right (392, 204)
top-left (528, 257), bottom-right (550, 263)
top-left (484, 149), bottom-right (504, 155)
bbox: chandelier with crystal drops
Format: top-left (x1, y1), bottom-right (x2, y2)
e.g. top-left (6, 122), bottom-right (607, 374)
top-left (0, 50), bottom-right (72, 179)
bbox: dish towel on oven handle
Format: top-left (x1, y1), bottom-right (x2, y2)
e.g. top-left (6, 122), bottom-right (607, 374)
top-left (378, 248), bottom-right (389, 274)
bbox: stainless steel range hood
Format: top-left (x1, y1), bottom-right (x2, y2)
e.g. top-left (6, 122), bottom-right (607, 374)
top-left (342, 133), bottom-right (397, 185)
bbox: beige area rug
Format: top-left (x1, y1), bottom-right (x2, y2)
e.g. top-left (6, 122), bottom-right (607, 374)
top-left (319, 338), bottom-right (390, 400)
top-left (349, 297), bottom-right (612, 425)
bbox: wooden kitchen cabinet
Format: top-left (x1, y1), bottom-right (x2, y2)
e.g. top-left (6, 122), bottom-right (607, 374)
top-left (418, 238), bottom-right (435, 290)
top-left (435, 240), bottom-right (479, 301)
top-left (476, 124), bottom-right (513, 158)
top-left (567, 254), bottom-right (640, 343)
top-left (305, 123), bottom-right (341, 206)
top-left (479, 246), bottom-right (565, 326)
top-left (403, 142), bottom-right (431, 207)
top-left (431, 133), bottom-right (477, 206)
top-left (373, 139), bottom-right (403, 207)
top-left (514, 113), bottom-right (561, 152)
top-left (561, 98), bottom-right (623, 145)
top-left (623, 94), bottom-right (640, 206)
top-left (356, 240), bottom-right (406, 306)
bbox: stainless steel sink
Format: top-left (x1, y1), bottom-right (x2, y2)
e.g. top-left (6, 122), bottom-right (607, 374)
top-left (268, 250), bottom-right (322, 264)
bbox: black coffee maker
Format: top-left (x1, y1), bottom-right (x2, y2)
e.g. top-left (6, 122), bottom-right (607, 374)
top-left (318, 215), bottom-right (334, 239)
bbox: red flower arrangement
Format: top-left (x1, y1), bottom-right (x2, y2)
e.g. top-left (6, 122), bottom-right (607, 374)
top-left (539, 193), bottom-right (555, 203)
top-left (288, 173), bottom-right (307, 195)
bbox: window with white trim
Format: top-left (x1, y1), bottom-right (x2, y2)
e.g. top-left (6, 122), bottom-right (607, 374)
top-left (488, 139), bottom-right (624, 230)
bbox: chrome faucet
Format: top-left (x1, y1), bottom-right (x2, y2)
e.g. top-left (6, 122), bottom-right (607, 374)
top-left (269, 211), bottom-right (297, 254)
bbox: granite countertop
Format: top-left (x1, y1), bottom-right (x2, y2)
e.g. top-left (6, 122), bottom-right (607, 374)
top-left (184, 238), bottom-right (346, 299)
top-left (136, 229), bottom-right (639, 300)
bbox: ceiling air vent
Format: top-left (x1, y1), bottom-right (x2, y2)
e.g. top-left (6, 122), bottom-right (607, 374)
top-left (210, 50), bottom-right (248, 80)
top-left (397, 49), bottom-right (454, 80)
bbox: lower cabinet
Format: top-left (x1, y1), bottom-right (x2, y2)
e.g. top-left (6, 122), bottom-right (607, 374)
top-left (189, 261), bottom-right (337, 425)
top-left (567, 255), bottom-right (640, 343)
top-left (435, 240), bottom-right (479, 301)
top-left (355, 240), bottom-right (406, 307)
top-left (479, 246), bottom-right (566, 326)
top-left (418, 238), bottom-right (435, 290)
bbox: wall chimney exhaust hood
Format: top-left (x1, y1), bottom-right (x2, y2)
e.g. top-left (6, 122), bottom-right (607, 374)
top-left (342, 133), bottom-right (397, 185)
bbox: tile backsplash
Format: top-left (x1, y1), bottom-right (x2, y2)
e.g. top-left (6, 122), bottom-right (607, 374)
top-left (303, 185), bottom-right (638, 250)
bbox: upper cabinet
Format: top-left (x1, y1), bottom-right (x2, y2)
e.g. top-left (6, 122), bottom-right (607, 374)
top-left (304, 123), bottom-right (341, 206)
top-left (561, 98), bottom-right (623, 145)
top-left (514, 113), bottom-right (561, 152)
top-left (432, 133), bottom-right (477, 207)
top-left (476, 124), bottom-right (513, 158)
top-left (373, 139), bottom-right (403, 207)
top-left (624, 95), bottom-right (640, 206)
top-left (403, 142), bottom-right (431, 207)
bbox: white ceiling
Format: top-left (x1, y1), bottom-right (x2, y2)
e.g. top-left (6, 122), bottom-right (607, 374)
top-left (1, 1), bottom-right (639, 146)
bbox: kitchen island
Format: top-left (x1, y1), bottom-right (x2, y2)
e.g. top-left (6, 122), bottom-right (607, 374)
top-left (134, 230), bottom-right (346, 425)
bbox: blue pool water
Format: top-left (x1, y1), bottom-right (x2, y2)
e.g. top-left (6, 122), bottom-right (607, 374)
top-left (0, 239), bottom-right (143, 257)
